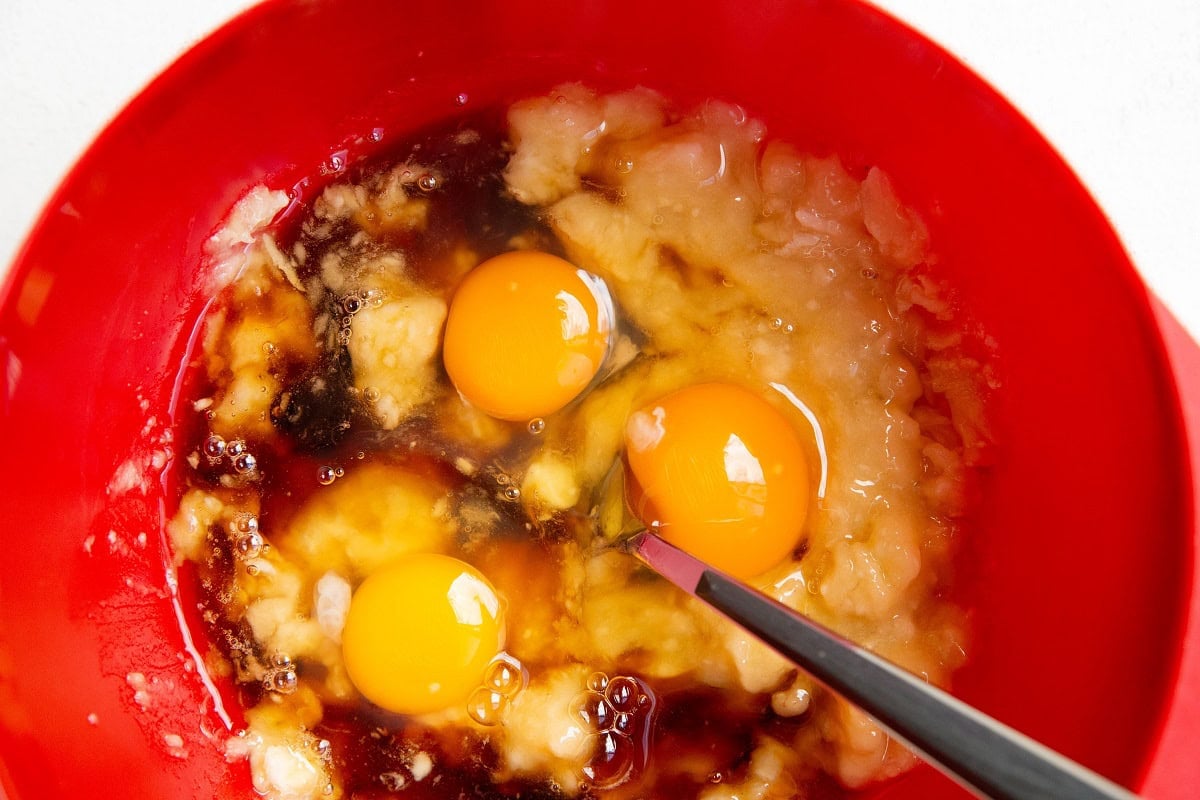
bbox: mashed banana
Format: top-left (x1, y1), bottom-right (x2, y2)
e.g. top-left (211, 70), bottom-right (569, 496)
top-left (169, 84), bottom-right (993, 799)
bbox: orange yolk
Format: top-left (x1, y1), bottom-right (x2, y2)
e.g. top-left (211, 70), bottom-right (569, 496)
top-left (623, 383), bottom-right (810, 579)
top-left (442, 250), bottom-right (611, 421)
top-left (342, 553), bottom-right (504, 715)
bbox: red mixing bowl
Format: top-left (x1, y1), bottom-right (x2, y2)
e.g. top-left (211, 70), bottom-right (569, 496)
top-left (1, 1), bottom-right (1197, 798)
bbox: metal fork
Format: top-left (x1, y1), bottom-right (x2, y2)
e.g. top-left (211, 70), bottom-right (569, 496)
top-left (625, 530), bottom-right (1140, 800)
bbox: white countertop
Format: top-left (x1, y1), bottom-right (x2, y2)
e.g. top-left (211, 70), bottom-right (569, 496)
top-left (2, 0), bottom-right (1198, 338)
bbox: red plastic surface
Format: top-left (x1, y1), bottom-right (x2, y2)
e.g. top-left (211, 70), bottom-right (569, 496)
top-left (0, 0), bottom-right (1194, 798)
top-left (1141, 299), bottom-right (1200, 799)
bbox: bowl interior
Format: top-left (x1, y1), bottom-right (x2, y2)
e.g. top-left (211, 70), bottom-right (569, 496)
top-left (0, 0), bottom-right (1190, 798)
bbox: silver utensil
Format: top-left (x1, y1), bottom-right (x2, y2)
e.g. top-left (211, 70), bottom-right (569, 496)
top-left (625, 530), bottom-right (1140, 800)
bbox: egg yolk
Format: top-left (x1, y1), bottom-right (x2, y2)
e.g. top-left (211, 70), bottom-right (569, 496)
top-left (623, 383), bottom-right (810, 579)
top-left (442, 250), bottom-right (612, 421)
top-left (342, 553), bottom-right (504, 715)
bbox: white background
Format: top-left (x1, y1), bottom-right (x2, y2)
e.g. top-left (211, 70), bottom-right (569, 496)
top-left (1, 1), bottom-right (1198, 338)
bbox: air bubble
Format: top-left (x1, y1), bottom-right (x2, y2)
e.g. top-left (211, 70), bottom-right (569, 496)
top-left (455, 92), bottom-right (469, 106)
top-left (342, 295), bottom-right (363, 315)
top-left (769, 317), bottom-right (783, 330)
top-left (605, 676), bottom-right (639, 713)
top-left (202, 435), bottom-right (226, 459)
top-left (364, 387), bottom-right (381, 403)
top-left (233, 453), bottom-right (257, 474)
top-left (527, 418), bottom-right (545, 435)
top-left (245, 563), bottom-right (261, 576)
top-left (613, 712), bottom-right (634, 736)
top-left (329, 154), bottom-right (345, 172)
top-left (586, 672), bottom-right (609, 693)
top-left (236, 532), bottom-right (264, 559)
top-left (226, 440), bottom-right (247, 458)
top-left (466, 687), bottom-right (507, 726)
top-left (614, 157), bottom-right (633, 174)
top-left (417, 174), bottom-right (439, 192)
top-left (651, 214), bottom-right (664, 226)
top-left (569, 692), bottom-right (612, 731)
top-left (502, 486), bottom-right (521, 502)
top-left (235, 515), bottom-right (259, 534)
top-left (861, 267), bottom-right (878, 280)
top-left (268, 669), bottom-right (298, 694)
top-left (581, 731), bottom-right (635, 789)
top-left (272, 653), bottom-right (293, 668)
top-left (337, 328), bottom-right (352, 345)
top-left (317, 466), bottom-right (337, 486)
top-left (334, 467), bottom-right (345, 478)
top-left (484, 657), bottom-right (524, 695)
top-left (262, 342), bottom-right (277, 355)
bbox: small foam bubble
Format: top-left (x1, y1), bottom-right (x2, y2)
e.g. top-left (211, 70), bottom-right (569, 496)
top-left (605, 676), bottom-right (639, 713)
top-left (466, 687), bottom-right (507, 726)
top-left (202, 434), bottom-right (226, 459)
top-left (267, 669), bottom-right (298, 695)
top-left (586, 672), bottom-right (609, 693)
top-left (484, 655), bottom-right (525, 696)
top-left (569, 691), bottom-right (612, 731)
top-left (581, 731), bottom-right (635, 788)
top-left (236, 532), bottom-right (264, 559)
